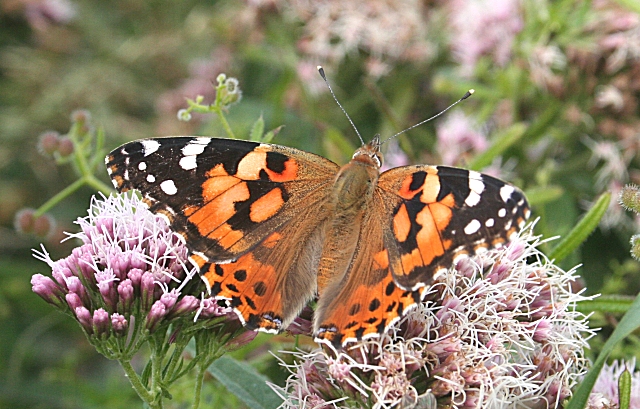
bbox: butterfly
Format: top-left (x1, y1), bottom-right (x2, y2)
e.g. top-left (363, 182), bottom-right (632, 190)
top-left (106, 135), bottom-right (530, 347)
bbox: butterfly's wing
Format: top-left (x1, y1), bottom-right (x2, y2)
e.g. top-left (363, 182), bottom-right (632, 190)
top-left (106, 136), bottom-right (339, 331)
top-left (313, 197), bottom-right (423, 347)
top-left (379, 165), bottom-right (530, 290)
top-left (314, 166), bottom-right (530, 347)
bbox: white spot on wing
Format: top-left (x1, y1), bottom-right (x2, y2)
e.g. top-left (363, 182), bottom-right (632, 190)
top-left (146, 174), bottom-right (156, 183)
top-left (182, 138), bottom-right (211, 156)
top-left (160, 179), bottom-right (178, 195)
top-left (138, 162), bottom-right (147, 171)
top-left (465, 191), bottom-right (481, 207)
top-left (500, 185), bottom-right (515, 203)
top-left (485, 218), bottom-right (495, 227)
top-left (179, 156), bottom-right (197, 170)
top-left (498, 208), bottom-right (507, 218)
top-left (141, 140), bottom-right (161, 157)
top-left (179, 138), bottom-right (211, 170)
top-left (464, 219), bottom-right (481, 235)
top-left (468, 171), bottom-right (484, 190)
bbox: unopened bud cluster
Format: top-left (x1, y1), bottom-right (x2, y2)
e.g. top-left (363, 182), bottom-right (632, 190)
top-left (619, 184), bottom-right (640, 260)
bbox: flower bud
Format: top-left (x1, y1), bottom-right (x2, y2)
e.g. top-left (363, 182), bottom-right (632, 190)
top-left (31, 274), bottom-right (66, 308)
top-left (111, 313), bottom-right (128, 336)
top-left (75, 306), bottom-right (93, 333)
top-left (92, 308), bottom-right (110, 337)
top-left (146, 301), bottom-right (167, 332)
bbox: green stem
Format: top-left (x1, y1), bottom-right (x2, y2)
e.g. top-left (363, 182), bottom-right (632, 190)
top-left (34, 175), bottom-right (113, 218)
top-left (34, 178), bottom-right (86, 217)
top-left (148, 336), bottom-right (166, 409)
top-left (86, 174), bottom-right (114, 194)
top-left (213, 107), bottom-right (236, 139)
top-left (120, 359), bottom-right (157, 408)
top-left (192, 365), bottom-right (206, 409)
top-left (164, 333), bottom-right (190, 383)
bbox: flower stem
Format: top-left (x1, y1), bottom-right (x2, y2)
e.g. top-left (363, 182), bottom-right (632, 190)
top-left (192, 365), bottom-right (206, 409)
top-left (120, 359), bottom-right (159, 408)
top-left (213, 106), bottom-right (236, 139)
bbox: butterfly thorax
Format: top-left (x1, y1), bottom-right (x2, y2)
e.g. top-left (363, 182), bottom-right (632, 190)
top-left (316, 140), bottom-right (382, 295)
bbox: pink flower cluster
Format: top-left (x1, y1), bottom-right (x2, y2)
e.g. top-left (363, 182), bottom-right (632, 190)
top-left (274, 225), bottom-right (594, 409)
top-left (32, 193), bottom-right (232, 344)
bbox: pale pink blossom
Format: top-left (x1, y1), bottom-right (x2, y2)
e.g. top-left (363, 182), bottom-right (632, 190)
top-left (447, 0), bottom-right (523, 74)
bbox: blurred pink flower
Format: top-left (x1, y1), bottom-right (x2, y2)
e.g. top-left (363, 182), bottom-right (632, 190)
top-left (278, 0), bottom-right (432, 73)
top-left (436, 111), bottom-right (488, 167)
top-left (25, 0), bottom-right (76, 31)
top-left (447, 0), bottom-right (523, 74)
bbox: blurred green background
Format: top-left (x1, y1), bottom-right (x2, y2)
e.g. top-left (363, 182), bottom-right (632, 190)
top-left (2, 0), bottom-right (640, 407)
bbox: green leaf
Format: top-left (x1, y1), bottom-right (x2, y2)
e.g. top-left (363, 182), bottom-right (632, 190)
top-left (523, 185), bottom-right (564, 207)
top-left (619, 368), bottom-right (631, 409)
top-left (207, 356), bottom-right (282, 409)
top-left (576, 295), bottom-right (636, 315)
top-left (548, 192), bottom-right (611, 262)
top-left (468, 123), bottom-right (526, 171)
top-left (262, 125), bottom-right (284, 144)
top-left (566, 292), bottom-right (640, 409)
top-left (249, 115), bottom-right (265, 142)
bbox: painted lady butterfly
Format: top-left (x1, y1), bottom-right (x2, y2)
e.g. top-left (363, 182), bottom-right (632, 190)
top-left (106, 132), bottom-right (530, 347)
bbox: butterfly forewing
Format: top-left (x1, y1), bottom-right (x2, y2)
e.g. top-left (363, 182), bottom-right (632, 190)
top-left (379, 165), bottom-right (530, 291)
top-left (106, 137), bottom-right (339, 263)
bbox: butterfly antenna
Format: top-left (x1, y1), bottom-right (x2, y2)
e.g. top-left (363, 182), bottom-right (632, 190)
top-left (318, 66), bottom-right (365, 145)
top-left (381, 89), bottom-right (475, 145)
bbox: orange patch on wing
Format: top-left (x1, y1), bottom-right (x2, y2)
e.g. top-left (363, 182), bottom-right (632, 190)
top-left (420, 171), bottom-right (442, 204)
top-left (202, 252), bottom-right (283, 327)
top-left (201, 175), bottom-right (241, 202)
top-left (414, 207), bottom-right (447, 265)
top-left (188, 182), bottom-right (250, 237)
top-left (373, 249), bottom-right (389, 270)
top-left (209, 223), bottom-right (244, 249)
top-left (398, 177), bottom-right (418, 200)
top-left (189, 253), bottom-right (207, 269)
top-left (111, 175), bottom-right (124, 189)
top-left (206, 163), bottom-right (231, 177)
top-left (249, 188), bottom-right (284, 223)
top-left (393, 204), bottom-right (411, 242)
top-left (429, 201), bottom-right (454, 231)
top-left (264, 158), bottom-right (299, 182)
top-left (321, 271), bottom-right (419, 344)
top-left (400, 247), bottom-right (425, 275)
top-left (236, 151), bottom-right (267, 180)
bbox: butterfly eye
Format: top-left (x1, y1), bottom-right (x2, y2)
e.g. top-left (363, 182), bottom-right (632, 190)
top-left (373, 151), bottom-right (383, 168)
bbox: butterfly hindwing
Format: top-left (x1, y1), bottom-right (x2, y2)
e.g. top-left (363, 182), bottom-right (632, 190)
top-left (379, 165), bottom-right (530, 290)
top-left (313, 198), bottom-right (423, 346)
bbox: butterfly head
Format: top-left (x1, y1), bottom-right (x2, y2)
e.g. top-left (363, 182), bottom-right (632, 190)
top-left (352, 135), bottom-right (383, 168)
